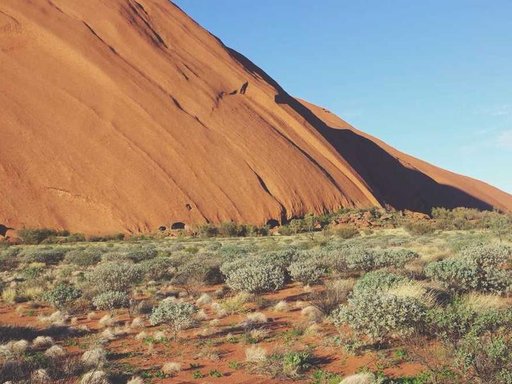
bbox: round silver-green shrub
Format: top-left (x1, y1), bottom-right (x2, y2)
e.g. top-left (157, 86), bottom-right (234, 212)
top-left (92, 291), bottom-right (130, 311)
top-left (149, 299), bottom-right (197, 338)
top-left (88, 262), bottom-right (143, 293)
top-left (225, 264), bottom-right (285, 293)
top-left (287, 260), bottom-right (325, 285)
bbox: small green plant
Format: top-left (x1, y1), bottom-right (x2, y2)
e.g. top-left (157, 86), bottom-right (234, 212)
top-left (43, 283), bottom-right (82, 310)
top-left (192, 370), bottom-right (204, 379)
top-left (311, 369), bottom-right (342, 384)
top-left (225, 264), bottom-right (285, 293)
top-left (287, 260), bottom-right (325, 285)
top-left (282, 350), bottom-right (312, 377)
top-left (88, 262), bottom-right (143, 293)
top-left (92, 291), bottom-right (129, 311)
top-left (209, 369), bottom-right (223, 377)
top-left (64, 248), bottom-right (102, 266)
top-left (228, 361), bottom-right (242, 370)
top-left (425, 244), bottom-right (512, 294)
top-left (150, 299), bottom-right (198, 339)
top-left (331, 290), bottom-right (426, 343)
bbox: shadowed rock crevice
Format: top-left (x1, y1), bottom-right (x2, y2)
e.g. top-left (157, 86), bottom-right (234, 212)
top-left (277, 94), bottom-right (494, 213)
top-left (226, 48), bottom-right (495, 214)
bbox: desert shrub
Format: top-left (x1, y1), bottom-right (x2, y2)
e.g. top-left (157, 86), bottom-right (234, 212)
top-left (288, 260), bottom-right (325, 285)
top-left (455, 331), bottom-right (512, 383)
top-left (218, 222), bottom-right (246, 237)
top-left (219, 242), bottom-right (258, 258)
top-left (172, 257), bottom-right (223, 286)
top-left (331, 290), bottom-right (426, 342)
top-left (352, 271), bottom-right (409, 295)
top-left (260, 350), bottom-right (313, 378)
top-left (204, 241), bottom-right (222, 252)
top-left (332, 226), bottom-right (359, 239)
top-left (426, 300), bottom-right (512, 382)
top-left (92, 291), bottom-right (129, 311)
top-left (100, 251), bottom-right (132, 263)
top-left (220, 258), bottom-right (248, 278)
top-left (125, 245), bottom-right (157, 263)
top-left (43, 283), bottom-right (82, 310)
top-left (404, 221), bottom-right (436, 235)
top-left (64, 248), bottom-right (102, 267)
top-left (225, 264), bottom-right (285, 293)
top-left (332, 246), bottom-right (418, 273)
top-left (310, 279), bottom-right (354, 315)
top-left (461, 244), bottom-right (511, 266)
top-left (196, 224), bottom-right (219, 237)
top-left (140, 257), bottom-right (174, 281)
top-left (260, 249), bottom-right (300, 270)
top-left (22, 248), bottom-right (66, 265)
top-left (87, 262), bottom-right (143, 293)
top-left (426, 301), bottom-right (512, 345)
top-left (0, 247), bottom-right (20, 271)
top-left (425, 245), bottom-right (512, 294)
top-left (280, 350), bottom-right (313, 377)
top-left (17, 228), bottom-right (58, 244)
top-left (373, 249), bottom-right (419, 269)
top-left (344, 247), bottom-right (375, 271)
top-left (149, 299), bottom-right (197, 338)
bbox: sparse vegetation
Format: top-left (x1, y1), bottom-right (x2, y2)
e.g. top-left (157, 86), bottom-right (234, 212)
top-left (1, 207), bottom-right (511, 383)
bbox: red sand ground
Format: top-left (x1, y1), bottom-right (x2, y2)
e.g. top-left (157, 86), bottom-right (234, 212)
top-left (1, 0), bottom-right (511, 235)
top-left (0, 283), bottom-right (424, 383)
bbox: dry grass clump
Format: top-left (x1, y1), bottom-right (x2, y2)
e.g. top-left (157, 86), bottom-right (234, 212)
top-left (220, 292), bottom-right (253, 315)
top-left (44, 345), bottom-right (66, 358)
top-left (301, 305), bottom-right (323, 323)
top-left (38, 310), bottom-right (68, 326)
top-left (210, 302), bottom-right (228, 318)
top-left (249, 328), bottom-right (270, 342)
top-left (310, 279), bottom-right (354, 315)
top-left (244, 311), bottom-right (267, 325)
top-left (196, 309), bottom-right (208, 321)
top-left (245, 345), bottom-right (267, 363)
top-left (31, 368), bottom-right (51, 384)
top-left (273, 300), bottom-right (289, 312)
top-left (387, 281), bottom-right (436, 308)
top-left (161, 361), bottom-right (181, 375)
top-left (80, 370), bottom-right (110, 384)
top-left (196, 293), bottom-right (212, 306)
top-left (98, 314), bottom-right (114, 328)
top-left (130, 317), bottom-right (145, 329)
top-left (32, 336), bottom-right (54, 349)
top-left (81, 347), bottom-right (107, 368)
top-left (462, 293), bottom-right (509, 312)
top-left (126, 377), bottom-right (144, 384)
top-left (1, 287), bottom-right (18, 304)
top-left (135, 331), bottom-right (148, 341)
top-left (0, 339), bottom-right (29, 357)
top-left (339, 372), bottom-right (376, 384)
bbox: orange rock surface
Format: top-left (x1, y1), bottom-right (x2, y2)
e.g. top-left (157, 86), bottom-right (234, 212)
top-left (1, 0), bottom-right (510, 234)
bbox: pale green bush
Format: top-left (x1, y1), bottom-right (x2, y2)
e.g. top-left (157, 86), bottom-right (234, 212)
top-left (65, 248), bottom-right (102, 267)
top-left (331, 290), bottom-right (426, 342)
top-left (92, 291), bottom-right (129, 311)
top-left (425, 245), bottom-right (512, 294)
top-left (43, 283), bottom-right (82, 310)
top-left (287, 260), bottom-right (325, 285)
top-left (140, 257), bottom-right (174, 281)
top-left (88, 262), bottom-right (143, 293)
top-left (149, 299), bottom-right (197, 338)
top-left (225, 264), bottom-right (285, 293)
top-left (352, 271), bottom-right (408, 295)
top-left (22, 248), bottom-right (66, 265)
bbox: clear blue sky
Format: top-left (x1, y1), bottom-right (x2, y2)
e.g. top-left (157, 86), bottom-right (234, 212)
top-left (174, 0), bottom-right (512, 193)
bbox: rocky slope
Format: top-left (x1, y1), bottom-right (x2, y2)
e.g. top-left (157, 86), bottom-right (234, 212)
top-left (1, 0), bottom-right (510, 234)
